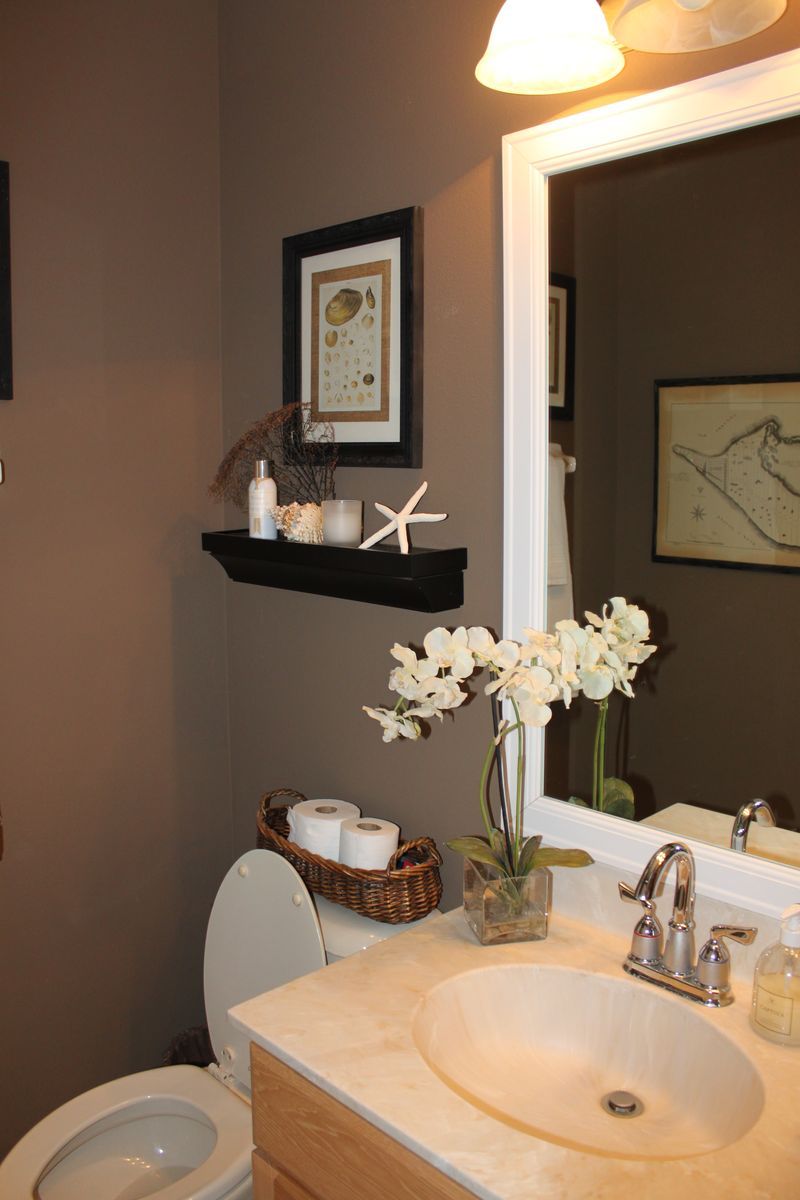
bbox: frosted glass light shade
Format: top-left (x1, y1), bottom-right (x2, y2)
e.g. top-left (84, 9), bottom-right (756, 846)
top-left (475, 0), bottom-right (625, 95)
top-left (611, 0), bottom-right (787, 53)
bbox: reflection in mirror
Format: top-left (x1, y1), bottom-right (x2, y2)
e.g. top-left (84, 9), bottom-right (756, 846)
top-left (544, 116), bottom-right (800, 860)
top-left (502, 50), bottom-right (800, 876)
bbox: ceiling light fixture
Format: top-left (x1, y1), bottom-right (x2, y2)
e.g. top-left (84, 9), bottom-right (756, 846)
top-left (475, 0), bottom-right (625, 95)
top-left (477, 0), bottom-right (788, 96)
top-left (609, 0), bottom-right (786, 53)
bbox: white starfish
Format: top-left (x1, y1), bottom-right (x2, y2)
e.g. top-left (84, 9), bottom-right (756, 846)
top-left (359, 481), bottom-right (447, 554)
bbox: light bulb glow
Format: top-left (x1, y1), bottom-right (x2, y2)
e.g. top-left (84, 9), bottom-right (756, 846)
top-left (476, 0), bottom-right (625, 96)
top-left (612, 0), bottom-right (787, 53)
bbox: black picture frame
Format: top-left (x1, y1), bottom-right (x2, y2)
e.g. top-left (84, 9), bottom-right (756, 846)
top-left (653, 373), bottom-right (800, 573)
top-left (0, 162), bottom-right (12, 401)
top-left (283, 207), bottom-right (423, 468)
top-left (548, 272), bottom-right (575, 421)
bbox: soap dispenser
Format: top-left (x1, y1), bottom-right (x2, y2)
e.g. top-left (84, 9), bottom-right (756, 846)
top-left (750, 903), bottom-right (800, 1046)
top-left (248, 459), bottom-right (277, 540)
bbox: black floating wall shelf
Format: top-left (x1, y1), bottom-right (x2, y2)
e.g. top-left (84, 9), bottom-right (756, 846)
top-left (202, 530), bottom-right (467, 612)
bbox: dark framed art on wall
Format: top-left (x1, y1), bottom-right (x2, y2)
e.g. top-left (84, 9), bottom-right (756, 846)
top-left (548, 272), bottom-right (574, 420)
top-left (0, 162), bottom-right (11, 401)
top-left (653, 374), bottom-right (800, 573)
top-left (283, 207), bottom-right (423, 467)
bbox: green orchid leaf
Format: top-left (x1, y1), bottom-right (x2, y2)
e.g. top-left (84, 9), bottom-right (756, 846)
top-left (602, 777), bottom-right (635, 821)
top-left (488, 827), bottom-right (516, 875)
top-left (446, 836), bottom-right (505, 872)
top-left (568, 795), bottom-right (590, 807)
top-left (516, 834), bottom-right (543, 876)
top-left (530, 847), bottom-right (594, 870)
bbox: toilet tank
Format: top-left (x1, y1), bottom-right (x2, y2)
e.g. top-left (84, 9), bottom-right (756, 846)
top-left (314, 894), bottom-right (439, 963)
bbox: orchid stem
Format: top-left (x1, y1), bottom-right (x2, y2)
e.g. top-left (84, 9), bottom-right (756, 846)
top-left (490, 692), bottom-right (515, 872)
top-left (510, 696), bottom-right (525, 873)
top-left (593, 698), bottom-right (608, 811)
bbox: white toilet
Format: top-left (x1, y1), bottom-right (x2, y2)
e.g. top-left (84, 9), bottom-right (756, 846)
top-left (0, 849), bottom-right (433, 1199)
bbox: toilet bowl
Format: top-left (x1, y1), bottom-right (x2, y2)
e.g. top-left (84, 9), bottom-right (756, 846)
top-left (0, 849), bottom-right (435, 1199)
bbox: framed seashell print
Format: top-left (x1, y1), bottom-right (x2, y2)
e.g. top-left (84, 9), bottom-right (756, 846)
top-left (283, 207), bottom-right (422, 467)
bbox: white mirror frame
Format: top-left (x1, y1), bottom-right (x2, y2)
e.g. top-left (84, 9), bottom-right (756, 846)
top-left (504, 49), bottom-right (800, 917)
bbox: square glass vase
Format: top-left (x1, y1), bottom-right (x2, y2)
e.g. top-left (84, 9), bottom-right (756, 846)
top-left (463, 857), bottom-right (551, 946)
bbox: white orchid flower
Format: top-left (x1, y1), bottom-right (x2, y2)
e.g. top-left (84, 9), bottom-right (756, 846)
top-left (512, 667), bottom-right (558, 727)
top-left (362, 705), bottom-right (423, 743)
top-left (425, 676), bottom-right (468, 712)
top-left (423, 626), bottom-right (475, 681)
top-left (388, 643), bottom-right (438, 701)
top-left (467, 627), bottom-right (520, 675)
top-left (576, 636), bottom-right (615, 700)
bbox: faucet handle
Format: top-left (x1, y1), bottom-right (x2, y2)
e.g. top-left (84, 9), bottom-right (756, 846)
top-left (696, 924), bottom-right (758, 992)
top-left (618, 880), bottom-right (654, 911)
top-left (618, 881), bottom-right (663, 964)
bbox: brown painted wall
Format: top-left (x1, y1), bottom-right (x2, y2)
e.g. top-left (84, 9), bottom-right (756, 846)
top-left (218, 0), bottom-right (800, 911)
top-left (3, 0), bottom-right (800, 1159)
top-left (0, 1), bottom-right (228, 1153)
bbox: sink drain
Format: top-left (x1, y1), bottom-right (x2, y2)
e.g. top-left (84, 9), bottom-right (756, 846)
top-left (601, 1090), bottom-right (645, 1119)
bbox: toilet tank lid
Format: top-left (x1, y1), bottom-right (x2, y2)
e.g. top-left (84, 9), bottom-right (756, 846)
top-left (315, 894), bottom-right (440, 960)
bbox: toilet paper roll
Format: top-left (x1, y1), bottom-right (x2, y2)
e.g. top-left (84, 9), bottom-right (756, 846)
top-left (339, 817), bottom-right (400, 871)
top-left (287, 799), bottom-right (361, 861)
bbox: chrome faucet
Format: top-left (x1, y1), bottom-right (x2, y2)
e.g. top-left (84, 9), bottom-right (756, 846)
top-left (731, 798), bottom-right (776, 852)
top-left (619, 841), bottom-right (756, 1007)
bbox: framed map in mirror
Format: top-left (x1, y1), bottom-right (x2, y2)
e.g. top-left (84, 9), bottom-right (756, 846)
top-left (654, 375), bottom-right (800, 572)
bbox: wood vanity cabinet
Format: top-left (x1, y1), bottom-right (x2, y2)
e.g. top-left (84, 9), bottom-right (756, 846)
top-left (251, 1043), bottom-right (475, 1200)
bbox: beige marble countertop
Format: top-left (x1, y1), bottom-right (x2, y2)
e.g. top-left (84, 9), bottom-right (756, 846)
top-left (231, 900), bottom-right (799, 1200)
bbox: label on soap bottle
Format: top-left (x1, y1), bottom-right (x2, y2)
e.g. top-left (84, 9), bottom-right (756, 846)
top-left (755, 978), bottom-right (799, 1038)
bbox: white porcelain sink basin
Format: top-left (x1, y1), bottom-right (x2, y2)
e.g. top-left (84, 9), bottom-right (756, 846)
top-left (412, 964), bottom-right (764, 1160)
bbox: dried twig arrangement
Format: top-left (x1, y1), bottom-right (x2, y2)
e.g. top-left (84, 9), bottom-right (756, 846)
top-left (209, 402), bottom-right (338, 510)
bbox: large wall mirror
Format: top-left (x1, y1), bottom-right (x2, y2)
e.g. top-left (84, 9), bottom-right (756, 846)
top-left (503, 49), bottom-right (800, 914)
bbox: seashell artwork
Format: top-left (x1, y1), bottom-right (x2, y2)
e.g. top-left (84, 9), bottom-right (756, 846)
top-left (325, 288), bottom-right (363, 326)
top-left (362, 313), bottom-right (374, 329)
top-left (363, 373), bottom-right (374, 386)
top-left (366, 286), bottom-right (375, 309)
top-left (271, 502), bottom-right (323, 544)
top-left (324, 330), bottom-right (338, 347)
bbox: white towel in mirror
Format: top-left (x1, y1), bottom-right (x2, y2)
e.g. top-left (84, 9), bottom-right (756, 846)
top-left (547, 444), bottom-right (574, 628)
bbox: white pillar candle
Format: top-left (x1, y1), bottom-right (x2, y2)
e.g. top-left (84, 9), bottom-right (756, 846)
top-left (322, 499), bottom-right (363, 547)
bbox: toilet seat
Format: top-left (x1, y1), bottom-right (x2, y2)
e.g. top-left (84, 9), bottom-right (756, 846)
top-left (204, 849), bottom-right (326, 1093)
top-left (0, 1064), bottom-right (251, 1200)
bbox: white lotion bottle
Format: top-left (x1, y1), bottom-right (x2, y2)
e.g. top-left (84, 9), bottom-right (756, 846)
top-left (750, 903), bottom-right (800, 1046)
top-left (248, 459), bottom-right (277, 540)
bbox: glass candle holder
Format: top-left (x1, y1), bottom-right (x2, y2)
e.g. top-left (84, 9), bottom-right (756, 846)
top-left (322, 499), bottom-right (363, 547)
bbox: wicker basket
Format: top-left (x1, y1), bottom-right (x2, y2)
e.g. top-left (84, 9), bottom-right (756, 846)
top-left (256, 789), bottom-right (442, 924)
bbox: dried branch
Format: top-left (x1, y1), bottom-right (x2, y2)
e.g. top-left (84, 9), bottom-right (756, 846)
top-left (209, 402), bottom-right (338, 510)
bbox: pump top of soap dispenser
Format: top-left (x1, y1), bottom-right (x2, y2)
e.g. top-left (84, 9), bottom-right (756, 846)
top-left (779, 904), bottom-right (800, 947)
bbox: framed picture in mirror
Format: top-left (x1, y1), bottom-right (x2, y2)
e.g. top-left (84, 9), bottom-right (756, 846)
top-left (282, 207), bottom-right (422, 467)
top-left (548, 272), bottom-right (574, 420)
top-left (654, 374), bottom-right (800, 572)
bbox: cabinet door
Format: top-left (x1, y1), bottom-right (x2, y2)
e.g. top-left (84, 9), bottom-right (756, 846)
top-left (251, 1044), bottom-right (474, 1200)
top-left (253, 1149), bottom-right (319, 1200)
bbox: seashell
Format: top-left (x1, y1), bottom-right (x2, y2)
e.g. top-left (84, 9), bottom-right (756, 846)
top-left (363, 373), bottom-right (374, 386)
top-left (362, 313), bottom-right (374, 329)
top-left (325, 288), bottom-right (362, 326)
top-left (273, 502), bottom-right (323, 545)
top-left (366, 286), bottom-right (375, 309)
top-left (325, 330), bottom-right (338, 347)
